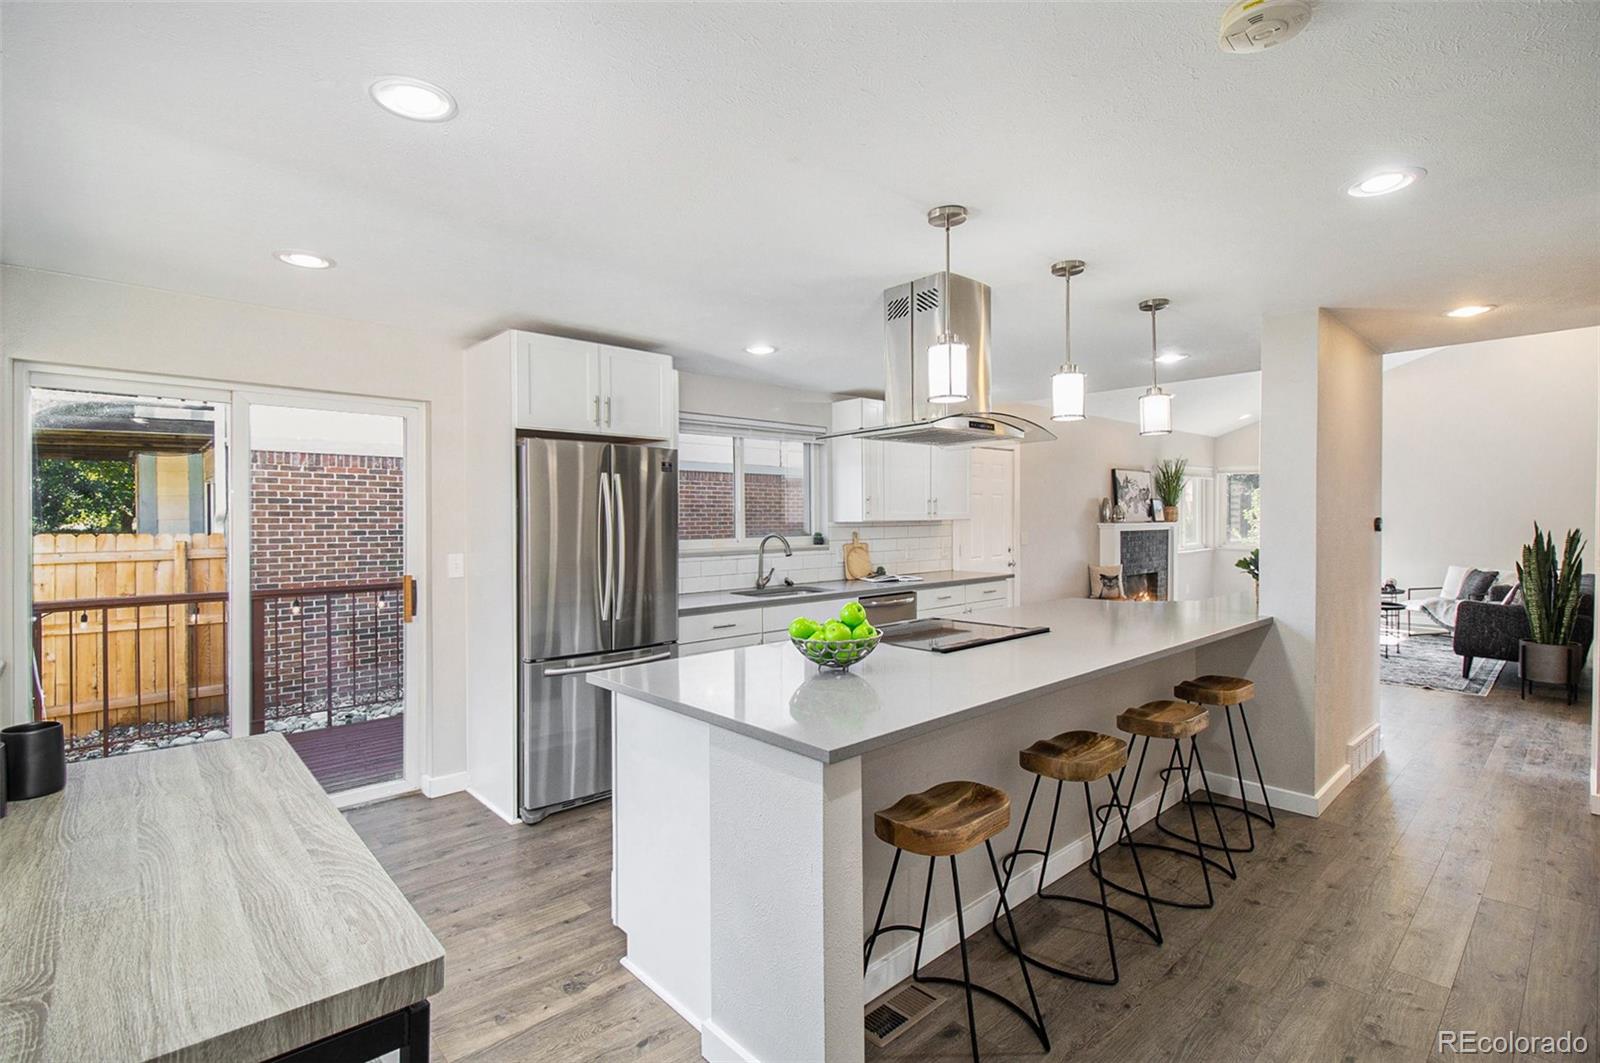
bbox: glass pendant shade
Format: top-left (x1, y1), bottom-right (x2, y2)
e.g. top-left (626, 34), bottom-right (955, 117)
top-left (1051, 364), bottom-right (1086, 421)
top-left (928, 335), bottom-right (969, 404)
top-left (1138, 386), bottom-right (1173, 436)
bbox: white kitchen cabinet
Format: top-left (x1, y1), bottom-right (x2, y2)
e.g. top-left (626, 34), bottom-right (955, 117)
top-left (679, 632), bottom-right (763, 656)
top-left (827, 399), bottom-right (969, 522)
top-left (929, 447), bottom-right (971, 519)
top-left (762, 598), bottom-right (850, 636)
top-left (680, 607), bottom-right (763, 644)
top-left (965, 581), bottom-right (1009, 608)
top-left (918, 579), bottom-right (1010, 618)
top-left (514, 331), bottom-right (676, 441)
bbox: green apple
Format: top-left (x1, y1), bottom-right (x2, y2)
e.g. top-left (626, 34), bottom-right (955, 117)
top-left (851, 622), bottom-right (876, 641)
top-left (788, 617), bottom-right (819, 640)
top-left (822, 621), bottom-right (853, 642)
top-left (838, 601), bottom-right (867, 628)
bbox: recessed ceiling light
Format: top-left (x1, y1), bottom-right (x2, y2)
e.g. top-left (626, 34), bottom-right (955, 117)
top-left (1155, 351), bottom-right (1189, 365)
top-left (1444, 304), bottom-right (1497, 318)
top-left (369, 76), bottom-right (457, 122)
top-left (1237, 413), bottom-right (1252, 421)
top-left (745, 344), bottom-right (777, 356)
top-left (1346, 167), bottom-right (1425, 198)
top-left (275, 249), bottom-right (335, 270)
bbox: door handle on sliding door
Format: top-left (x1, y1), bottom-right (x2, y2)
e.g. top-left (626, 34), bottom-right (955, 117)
top-left (402, 575), bottom-right (417, 623)
top-left (612, 472), bottom-right (626, 618)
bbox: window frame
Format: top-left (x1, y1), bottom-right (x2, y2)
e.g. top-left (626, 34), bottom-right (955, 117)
top-left (1216, 467), bottom-right (1261, 549)
top-left (677, 415), bottom-right (825, 552)
top-left (1176, 466), bottom-right (1213, 552)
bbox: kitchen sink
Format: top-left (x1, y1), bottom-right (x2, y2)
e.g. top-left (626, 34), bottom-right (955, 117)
top-left (729, 585), bottom-right (824, 598)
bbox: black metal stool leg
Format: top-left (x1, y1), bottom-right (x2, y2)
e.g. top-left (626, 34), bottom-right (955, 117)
top-left (1188, 737), bottom-right (1238, 879)
top-left (1105, 780), bottom-right (1163, 944)
top-left (1082, 783), bottom-right (1119, 984)
top-left (1238, 704), bottom-right (1277, 828)
top-left (950, 858), bottom-right (981, 1063)
top-left (1174, 739), bottom-right (1217, 906)
top-left (984, 841), bottom-right (1050, 1052)
top-left (1145, 738), bottom-right (1240, 881)
top-left (863, 847), bottom-right (902, 971)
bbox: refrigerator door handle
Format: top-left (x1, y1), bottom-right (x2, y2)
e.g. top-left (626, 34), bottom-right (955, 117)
top-left (543, 650), bottom-right (671, 677)
top-left (613, 471), bottom-right (626, 622)
top-left (598, 468), bottom-right (613, 621)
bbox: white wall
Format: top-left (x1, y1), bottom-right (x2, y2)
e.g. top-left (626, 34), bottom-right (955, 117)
top-left (0, 266), bottom-right (471, 787)
top-left (999, 402), bottom-right (1217, 603)
top-left (678, 370), bottom-right (833, 430)
top-left (1382, 327), bottom-right (1598, 592)
top-left (1213, 420), bottom-right (1261, 597)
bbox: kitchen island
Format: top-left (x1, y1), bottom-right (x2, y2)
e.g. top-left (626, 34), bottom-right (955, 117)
top-left (589, 595), bottom-right (1271, 1063)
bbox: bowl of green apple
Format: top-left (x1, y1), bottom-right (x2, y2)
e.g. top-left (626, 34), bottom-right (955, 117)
top-left (788, 600), bottom-right (881, 671)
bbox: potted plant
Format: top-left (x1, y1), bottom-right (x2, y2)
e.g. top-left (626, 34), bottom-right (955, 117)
top-left (1516, 523), bottom-right (1585, 702)
top-left (1153, 458), bottom-right (1187, 523)
top-left (1235, 547), bottom-right (1260, 610)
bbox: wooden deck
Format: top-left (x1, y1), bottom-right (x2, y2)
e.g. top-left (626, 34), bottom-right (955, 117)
top-left (286, 713), bottom-right (403, 792)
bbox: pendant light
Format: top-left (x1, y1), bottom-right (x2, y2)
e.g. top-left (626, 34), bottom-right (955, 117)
top-left (1137, 297), bottom-right (1173, 436)
top-left (927, 205), bottom-right (969, 405)
top-left (1049, 259), bottom-right (1087, 421)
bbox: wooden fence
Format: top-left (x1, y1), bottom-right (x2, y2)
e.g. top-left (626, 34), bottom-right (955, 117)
top-left (32, 532), bottom-right (228, 738)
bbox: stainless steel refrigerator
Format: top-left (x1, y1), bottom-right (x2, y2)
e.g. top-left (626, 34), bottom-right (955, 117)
top-left (517, 437), bottom-right (678, 824)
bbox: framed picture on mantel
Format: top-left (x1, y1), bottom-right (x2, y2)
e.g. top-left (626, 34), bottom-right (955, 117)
top-left (1112, 468), bottom-right (1154, 523)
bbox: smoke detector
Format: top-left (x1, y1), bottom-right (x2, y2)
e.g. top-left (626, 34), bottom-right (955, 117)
top-left (1218, 0), bottom-right (1312, 53)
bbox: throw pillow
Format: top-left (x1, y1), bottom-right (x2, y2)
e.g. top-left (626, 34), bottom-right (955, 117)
top-left (1089, 564), bottom-right (1125, 600)
top-left (1503, 585), bottom-right (1523, 607)
top-left (1440, 565), bottom-right (1470, 600)
top-left (1458, 569), bottom-right (1499, 601)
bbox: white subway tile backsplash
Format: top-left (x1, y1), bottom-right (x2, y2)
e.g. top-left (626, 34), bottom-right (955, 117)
top-left (678, 522), bottom-right (955, 596)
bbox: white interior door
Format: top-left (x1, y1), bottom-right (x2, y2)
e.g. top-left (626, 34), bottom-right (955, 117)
top-left (956, 447), bottom-right (1016, 574)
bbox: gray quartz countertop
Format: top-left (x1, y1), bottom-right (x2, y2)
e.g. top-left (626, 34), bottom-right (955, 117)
top-left (677, 569), bottom-right (1011, 616)
top-left (591, 595), bottom-right (1271, 763)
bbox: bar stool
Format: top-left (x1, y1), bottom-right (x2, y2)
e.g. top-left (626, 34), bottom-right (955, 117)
top-left (990, 731), bottom-right (1161, 986)
top-left (1094, 700), bottom-right (1237, 910)
top-left (1173, 675), bottom-right (1275, 853)
top-left (864, 780), bottom-right (1049, 1063)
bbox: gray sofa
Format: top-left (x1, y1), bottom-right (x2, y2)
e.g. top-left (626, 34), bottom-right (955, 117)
top-left (1454, 574), bottom-right (1595, 678)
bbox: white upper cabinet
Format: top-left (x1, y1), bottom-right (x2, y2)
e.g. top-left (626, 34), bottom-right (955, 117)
top-left (599, 345), bottom-right (676, 440)
top-left (514, 332), bottom-right (676, 441)
top-left (929, 446), bottom-right (971, 519)
top-left (827, 399), bottom-right (969, 522)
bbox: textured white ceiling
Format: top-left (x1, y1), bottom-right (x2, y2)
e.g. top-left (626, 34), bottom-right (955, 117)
top-left (4, 2), bottom-right (1597, 399)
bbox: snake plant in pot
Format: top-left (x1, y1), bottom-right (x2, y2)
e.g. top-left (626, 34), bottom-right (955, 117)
top-left (1516, 523), bottom-right (1585, 701)
top-left (1153, 458), bottom-right (1187, 523)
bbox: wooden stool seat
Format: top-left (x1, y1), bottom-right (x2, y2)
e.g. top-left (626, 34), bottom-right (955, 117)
top-left (1174, 675), bottom-right (1256, 706)
top-left (1019, 730), bottom-right (1128, 783)
top-left (874, 781), bottom-right (1011, 857)
top-left (1116, 699), bottom-right (1210, 740)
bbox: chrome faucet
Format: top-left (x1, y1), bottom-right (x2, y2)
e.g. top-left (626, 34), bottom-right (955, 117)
top-left (754, 534), bottom-right (793, 589)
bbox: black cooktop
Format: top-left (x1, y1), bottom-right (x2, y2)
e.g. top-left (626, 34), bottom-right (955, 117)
top-left (877, 617), bottom-right (1050, 653)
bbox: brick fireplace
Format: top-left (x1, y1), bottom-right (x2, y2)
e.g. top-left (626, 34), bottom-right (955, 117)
top-left (1097, 522), bottom-right (1176, 601)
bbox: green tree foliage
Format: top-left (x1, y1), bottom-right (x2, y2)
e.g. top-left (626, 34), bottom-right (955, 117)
top-left (33, 458), bottom-right (136, 533)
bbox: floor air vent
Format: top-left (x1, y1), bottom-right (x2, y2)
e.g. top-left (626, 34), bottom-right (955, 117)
top-left (864, 984), bottom-right (940, 1048)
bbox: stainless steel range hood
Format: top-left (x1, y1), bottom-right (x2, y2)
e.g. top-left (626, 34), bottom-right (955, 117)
top-left (826, 271), bottom-right (1055, 447)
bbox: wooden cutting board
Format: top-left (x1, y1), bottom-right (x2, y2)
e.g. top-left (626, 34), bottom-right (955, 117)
top-left (842, 531), bottom-right (873, 581)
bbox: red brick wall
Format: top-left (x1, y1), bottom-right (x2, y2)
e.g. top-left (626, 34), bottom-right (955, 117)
top-left (250, 451), bottom-right (404, 717)
top-left (679, 470), bottom-right (806, 540)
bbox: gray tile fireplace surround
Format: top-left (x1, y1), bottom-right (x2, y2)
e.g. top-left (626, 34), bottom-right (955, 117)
top-left (1120, 527), bottom-right (1170, 600)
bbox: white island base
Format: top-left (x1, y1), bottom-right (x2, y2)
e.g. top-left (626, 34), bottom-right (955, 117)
top-left (598, 597), bottom-right (1271, 1063)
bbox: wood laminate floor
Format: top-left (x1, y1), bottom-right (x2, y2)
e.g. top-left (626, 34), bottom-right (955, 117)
top-left (347, 677), bottom-right (1597, 1062)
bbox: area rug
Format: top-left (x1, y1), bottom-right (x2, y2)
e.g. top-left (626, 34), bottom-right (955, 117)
top-left (1380, 631), bottom-right (1506, 696)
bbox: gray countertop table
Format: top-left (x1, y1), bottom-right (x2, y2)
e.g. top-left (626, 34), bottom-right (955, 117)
top-left (0, 733), bottom-right (443, 1062)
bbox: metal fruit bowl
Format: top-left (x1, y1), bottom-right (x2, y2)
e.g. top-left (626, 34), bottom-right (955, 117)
top-left (790, 633), bottom-right (881, 671)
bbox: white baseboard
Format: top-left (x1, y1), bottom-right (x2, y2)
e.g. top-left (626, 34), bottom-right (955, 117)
top-left (1590, 787), bottom-right (1600, 816)
top-left (420, 771), bottom-right (469, 798)
top-left (620, 956), bottom-right (703, 1032)
top-left (864, 787), bottom-right (1165, 1002)
top-left (466, 786), bottom-right (521, 825)
top-left (700, 1018), bottom-right (759, 1063)
top-left (1347, 722), bottom-right (1384, 778)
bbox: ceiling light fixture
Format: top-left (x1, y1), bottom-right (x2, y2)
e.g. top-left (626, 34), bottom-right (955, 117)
top-left (1444, 304), bottom-right (1497, 318)
top-left (926, 205), bottom-right (970, 405)
top-left (1346, 167), bottom-right (1425, 198)
top-left (1155, 351), bottom-right (1189, 365)
top-left (275, 250), bottom-right (335, 270)
top-left (1138, 298), bottom-right (1173, 437)
top-left (1049, 259), bottom-right (1087, 422)
top-left (369, 76), bottom-right (458, 122)
top-left (1238, 413), bottom-right (1252, 421)
top-left (745, 343), bottom-right (777, 356)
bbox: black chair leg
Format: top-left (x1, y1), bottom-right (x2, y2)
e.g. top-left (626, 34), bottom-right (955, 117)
top-left (1187, 738), bottom-right (1238, 879)
top-left (984, 841), bottom-right (1049, 1052)
top-left (1237, 704), bottom-right (1277, 829)
top-left (1095, 737), bottom-right (1221, 910)
top-left (949, 858), bottom-right (981, 1063)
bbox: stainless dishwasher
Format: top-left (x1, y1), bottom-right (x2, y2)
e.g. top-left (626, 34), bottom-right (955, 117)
top-left (861, 590), bottom-right (918, 627)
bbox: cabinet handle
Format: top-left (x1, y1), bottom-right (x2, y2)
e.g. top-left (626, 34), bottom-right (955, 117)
top-left (593, 396), bottom-right (601, 426)
top-left (604, 396), bottom-right (612, 427)
top-left (711, 623), bottom-right (738, 630)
